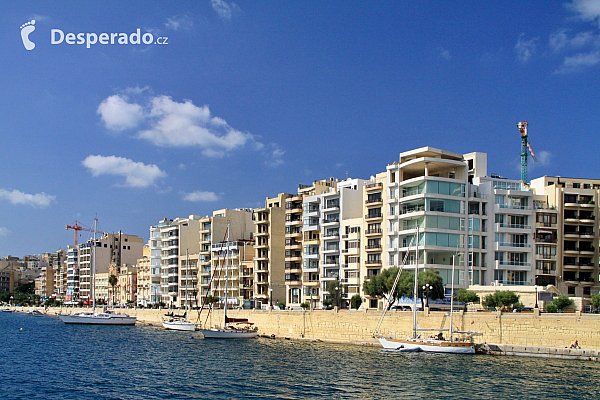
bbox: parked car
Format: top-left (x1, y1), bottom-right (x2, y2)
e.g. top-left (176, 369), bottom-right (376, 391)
top-left (513, 307), bottom-right (534, 313)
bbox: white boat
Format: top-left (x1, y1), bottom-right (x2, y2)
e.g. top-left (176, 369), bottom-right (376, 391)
top-left (58, 218), bottom-right (136, 326)
top-left (162, 311), bottom-right (197, 331)
top-left (27, 310), bottom-right (44, 316)
top-left (59, 309), bottom-right (136, 325)
top-left (375, 227), bottom-right (476, 354)
top-left (199, 222), bottom-right (258, 339)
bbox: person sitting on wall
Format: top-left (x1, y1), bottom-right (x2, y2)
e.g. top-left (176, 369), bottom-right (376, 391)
top-left (570, 340), bottom-right (579, 349)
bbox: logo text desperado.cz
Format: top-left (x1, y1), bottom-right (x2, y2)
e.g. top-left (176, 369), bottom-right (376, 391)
top-left (51, 29), bottom-right (167, 48)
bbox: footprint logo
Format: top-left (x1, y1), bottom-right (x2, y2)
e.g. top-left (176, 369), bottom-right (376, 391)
top-left (20, 20), bottom-right (36, 50)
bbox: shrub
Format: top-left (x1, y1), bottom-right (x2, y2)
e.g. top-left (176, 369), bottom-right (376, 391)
top-left (350, 294), bottom-right (362, 310)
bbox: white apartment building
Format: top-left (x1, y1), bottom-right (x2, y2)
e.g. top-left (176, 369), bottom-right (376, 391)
top-left (156, 216), bottom-right (201, 307)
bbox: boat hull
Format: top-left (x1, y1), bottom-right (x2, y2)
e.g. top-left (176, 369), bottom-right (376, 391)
top-left (200, 328), bottom-right (259, 339)
top-left (58, 312), bottom-right (136, 325)
top-left (162, 320), bottom-right (197, 331)
top-left (378, 337), bottom-right (475, 354)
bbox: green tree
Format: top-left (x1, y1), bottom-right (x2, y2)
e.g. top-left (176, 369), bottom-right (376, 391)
top-left (454, 288), bottom-right (480, 304)
top-left (590, 294), bottom-right (600, 311)
top-left (418, 268), bottom-right (445, 307)
top-left (108, 274), bottom-right (118, 306)
top-left (326, 280), bottom-right (344, 308)
top-left (350, 294), bottom-right (362, 310)
top-left (482, 291), bottom-right (520, 311)
top-left (300, 302), bottom-right (309, 310)
top-left (552, 294), bottom-right (574, 311)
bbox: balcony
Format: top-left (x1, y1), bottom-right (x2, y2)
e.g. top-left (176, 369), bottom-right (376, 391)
top-left (365, 229), bottom-right (382, 237)
top-left (366, 245), bottom-right (382, 253)
top-left (365, 213), bottom-right (383, 222)
top-left (365, 259), bottom-right (382, 267)
top-left (365, 182), bottom-right (383, 192)
top-left (322, 218), bottom-right (340, 226)
top-left (366, 198), bottom-right (383, 207)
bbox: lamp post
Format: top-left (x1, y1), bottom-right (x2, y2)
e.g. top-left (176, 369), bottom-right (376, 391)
top-left (422, 284), bottom-right (432, 308)
top-left (534, 285), bottom-right (539, 309)
top-left (269, 288), bottom-right (273, 308)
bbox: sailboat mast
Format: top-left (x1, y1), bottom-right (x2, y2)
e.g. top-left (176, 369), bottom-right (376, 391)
top-left (92, 217), bottom-right (97, 311)
top-left (223, 222), bottom-right (230, 328)
top-left (412, 226), bottom-right (419, 339)
top-left (450, 253), bottom-right (457, 342)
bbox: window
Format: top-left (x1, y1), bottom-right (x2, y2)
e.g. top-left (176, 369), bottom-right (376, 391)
top-left (568, 286), bottom-right (576, 295)
top-left (573, 183), bottom-right (580, 189)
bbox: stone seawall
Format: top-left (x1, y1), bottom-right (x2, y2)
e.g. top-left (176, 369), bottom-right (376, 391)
top-left (42, 307), bottom-right (600, 353)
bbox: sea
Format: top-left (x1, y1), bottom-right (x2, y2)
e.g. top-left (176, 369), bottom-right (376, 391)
top-left (2, 311), bottom-right (599, 400)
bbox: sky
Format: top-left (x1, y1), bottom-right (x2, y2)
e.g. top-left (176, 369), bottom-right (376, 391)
top-left (1, 1), bottom-right (600, 257)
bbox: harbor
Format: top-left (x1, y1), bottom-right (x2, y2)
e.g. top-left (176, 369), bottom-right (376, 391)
top-left (8, 305), bottom-right (600, 362)
top-left (2, 310), bottom-right (599, 400)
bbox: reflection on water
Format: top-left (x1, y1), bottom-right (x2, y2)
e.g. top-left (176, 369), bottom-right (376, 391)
top-left (3, 312), bottom-right (599, 399)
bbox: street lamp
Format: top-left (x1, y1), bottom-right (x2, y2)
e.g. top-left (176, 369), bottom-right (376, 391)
top-left (422, 284), bottom-right (432, 308)
top-left (269, 288), bottom-right (273, 308)
top-left (534, 285), bottom-right (539, 309)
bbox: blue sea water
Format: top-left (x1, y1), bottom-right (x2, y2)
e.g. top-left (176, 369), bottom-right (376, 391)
top-left (1, 311), bottom-right (599, 400)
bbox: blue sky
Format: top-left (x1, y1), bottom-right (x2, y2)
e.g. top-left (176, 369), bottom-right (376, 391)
top-left (1, 1), bottom-right (600, 257)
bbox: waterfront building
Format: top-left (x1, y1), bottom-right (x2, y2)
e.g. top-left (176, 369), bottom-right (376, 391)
top-left (531, 176), bottom-right (600, 307)
top-left (47, 250), bottom-right (67, 301)
top-left (95, 272), bottom-right (109, 304)
top-left (65, 246), bottom-right (79, 304)
top-left (117, 265), bottom-right (138, 306)
top-left (253, 193), bottom-right (290, 309)
top-left (34, 263), bottom-right (53, 300)
top-left (136, 244), bottom-right (151, 307)
top-left (155, 216), bottom-right (201, 308)
top-left (78, 233), bottom-right (144, 304)
top-left (285, 179), bottom-right (337, 307)
top-left (311, 178), bottom-right (367, 308)
top-left (180, 251), bottom-right (199, 309)
top-left (197, 209), bottom-right (254, 308)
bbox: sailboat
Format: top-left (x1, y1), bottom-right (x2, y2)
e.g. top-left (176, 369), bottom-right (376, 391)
top-left (163, 250), bottom-right (197, 331)
top-left (376, 227), bottom-right (477, 354)
top-left (58, 218), bottom-right (136, 326)
top-left (199, 222), bottom-right (258, 339)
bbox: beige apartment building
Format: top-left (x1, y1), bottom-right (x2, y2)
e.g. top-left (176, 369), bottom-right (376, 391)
top-left (531, 176), bottom-right (600, 304)
top-left (78, 232), bottom-right (144, 304)
top-left (253, 193), bottom-right (289, 309)
top-left (198, 209), bottom-right (254, 308)
top-left (136, 244), bottom-right (151, 307)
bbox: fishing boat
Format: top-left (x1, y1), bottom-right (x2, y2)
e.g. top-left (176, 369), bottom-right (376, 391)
top-left (199, 222), bottom-right (258, 339)
top-left (58, 218), bottom-right (136, 326)
top-left (375, 227), bottom-right (477, 354)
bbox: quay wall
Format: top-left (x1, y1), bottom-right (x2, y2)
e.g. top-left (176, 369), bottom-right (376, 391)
top-left (42, 307), bottom-right (600, 351)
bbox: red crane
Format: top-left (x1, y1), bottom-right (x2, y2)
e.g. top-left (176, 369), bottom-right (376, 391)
top-left (65, 221), bottom-right (105, 246)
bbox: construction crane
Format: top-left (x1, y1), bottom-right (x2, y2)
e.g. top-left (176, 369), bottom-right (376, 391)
top-left (517, 120), bottom-right (538, 185)
top-left (65, 220), bottom-right (105, 246)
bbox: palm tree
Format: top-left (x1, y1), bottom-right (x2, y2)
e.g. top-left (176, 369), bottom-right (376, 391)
top-left (108, 274), bottom-right (118, 306)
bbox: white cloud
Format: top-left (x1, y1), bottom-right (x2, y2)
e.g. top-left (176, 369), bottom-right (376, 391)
top-left (535, 150), bottom-right (552, 166)
top-left (138, 96), bottom-right (254, 157)
top-left (0, 188), bottom-right (55, 208)
top-left (211, 0), bottom-right (240, 20)
top-left (97, 95), bottom-right (144, 131)
top-left (439, 48), bottom-right (451, 60)
top-left (515, 33), bottom-right (538, 62)
top-left (550, 28), bottom-right (598, 51)
top-left (124, 86), bottom-right (151, 95)
top-left (182, 191), bottom-right (220, 202)
top-left (82, 155), bottom-right (167, 188)
top-left (566, 0), bottom-right (600, 27)
top-left (164, 15), bottom-right (193, 31)
top-left (554, 50), bottom-right (600, 73)
top-left (97, 91), bottom-right (285, 163)
top-left (0, 227), bottom-right (9, 236)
